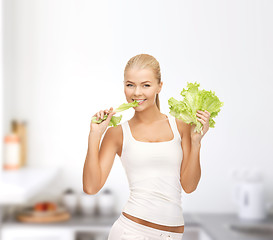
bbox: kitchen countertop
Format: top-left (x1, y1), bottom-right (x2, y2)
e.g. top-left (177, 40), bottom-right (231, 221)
top-left (2, 212), bottom-right (273, 240)
top-left (184, 213), bottom-right (273, 240)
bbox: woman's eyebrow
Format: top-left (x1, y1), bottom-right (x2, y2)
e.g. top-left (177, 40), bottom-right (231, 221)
top-left (126, 81), bottom-right (151, 83)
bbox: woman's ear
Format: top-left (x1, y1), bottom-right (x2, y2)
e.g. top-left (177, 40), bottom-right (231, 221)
top-left (157, 82), bottom-right (163, 94)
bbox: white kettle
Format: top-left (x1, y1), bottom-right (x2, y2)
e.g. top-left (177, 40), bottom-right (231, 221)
top-left (233, 170), bottom-right (272, 220)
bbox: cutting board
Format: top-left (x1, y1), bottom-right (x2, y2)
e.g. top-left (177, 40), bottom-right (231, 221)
top-left (16, 211), bottom-right (71, 223)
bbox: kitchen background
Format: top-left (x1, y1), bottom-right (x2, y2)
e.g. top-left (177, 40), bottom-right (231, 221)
top-left (0, 0), bottom-right (273, 240)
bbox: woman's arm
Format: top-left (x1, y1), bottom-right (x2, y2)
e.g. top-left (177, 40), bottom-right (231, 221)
top-left (83, 132), bottom-right (102, 194)
top-left (180, 110), bottom-right (210, 193)
top-left (181, 139), bottom-right (201, 193)
top-left (83, 126), bottom-right (118, 195)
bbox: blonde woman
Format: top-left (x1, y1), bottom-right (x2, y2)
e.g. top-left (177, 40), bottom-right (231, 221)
top-left (83, 54), bottom-right (210, 240)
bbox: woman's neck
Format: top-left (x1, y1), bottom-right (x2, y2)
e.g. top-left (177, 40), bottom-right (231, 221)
top-left (132, 105), bottom-right (166, 125)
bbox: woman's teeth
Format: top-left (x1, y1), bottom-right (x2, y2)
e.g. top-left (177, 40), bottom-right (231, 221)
top-left (133, 99), bottom-right (146, 105)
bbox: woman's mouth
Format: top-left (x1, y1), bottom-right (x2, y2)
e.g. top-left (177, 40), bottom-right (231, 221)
top-left (133, 99), bottom-right (147, 105)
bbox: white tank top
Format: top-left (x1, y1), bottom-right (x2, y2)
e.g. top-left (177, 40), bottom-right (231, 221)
top-left (119, 114), bottom-right (184, 226)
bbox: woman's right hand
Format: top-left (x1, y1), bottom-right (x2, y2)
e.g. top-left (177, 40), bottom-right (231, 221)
top-left (90, 107), bottom-right (116, 135)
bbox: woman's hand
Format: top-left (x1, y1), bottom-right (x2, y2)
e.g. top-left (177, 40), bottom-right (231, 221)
top-left (90, 107), bottom-right (116, 136)
top-left (191, 110), bottom-right (210, 143)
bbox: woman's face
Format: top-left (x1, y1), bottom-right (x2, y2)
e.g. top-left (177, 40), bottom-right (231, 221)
top-left (124, 68), bottom-right (162, 108)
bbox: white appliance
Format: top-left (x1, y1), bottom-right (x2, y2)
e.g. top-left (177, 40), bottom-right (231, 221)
top-left (233, 170), bottom-right (272, 220)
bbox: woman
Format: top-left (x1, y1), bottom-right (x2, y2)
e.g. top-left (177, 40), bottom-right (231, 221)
top-left (83, 54), bottom-right (210, 240)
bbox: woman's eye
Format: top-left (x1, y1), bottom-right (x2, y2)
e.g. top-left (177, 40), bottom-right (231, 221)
top-left (126, 84), bottom-right (150, 87)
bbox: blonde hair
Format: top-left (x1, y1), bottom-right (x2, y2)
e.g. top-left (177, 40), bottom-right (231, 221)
top-left (124, 54), bottom-right (161, 111)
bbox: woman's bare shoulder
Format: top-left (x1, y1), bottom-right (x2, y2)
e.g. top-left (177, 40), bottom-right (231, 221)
top-left (110, 124), bottom-right (123, 139)
top-left (110, 124), bottom-right (123, 156)
top-left (174, 118), bottom-right (191, 138)
top-left (111, 124), bottom-right (122, 143)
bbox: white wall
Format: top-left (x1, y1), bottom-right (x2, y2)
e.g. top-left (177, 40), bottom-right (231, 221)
top-left (2, 0), bottom-right (273, 214)
top-left (0, 0), bottom-right (3, 176)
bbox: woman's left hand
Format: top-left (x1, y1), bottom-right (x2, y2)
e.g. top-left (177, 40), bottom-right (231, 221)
top-left (191, 110), bottom-right (210, 143)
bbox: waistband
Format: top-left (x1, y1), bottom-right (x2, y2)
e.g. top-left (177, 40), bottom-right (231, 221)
top-left (118, 213), bottom-right (183, 240)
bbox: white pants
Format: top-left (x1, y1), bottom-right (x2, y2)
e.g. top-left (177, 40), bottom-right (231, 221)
top-left (108, 213), bottom-right (183, 240)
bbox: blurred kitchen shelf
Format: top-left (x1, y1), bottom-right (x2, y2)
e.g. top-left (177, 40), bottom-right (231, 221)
top-left (0, 213), bottom-right (217, 240)
top-left (3, 209), bottom-right (273, 240)
top-left (2, 213), bottom-right (204, 233)
top-left (3, 212), bottom-right (120, 229)
top-left (0, 167), bottom-right (60, 204)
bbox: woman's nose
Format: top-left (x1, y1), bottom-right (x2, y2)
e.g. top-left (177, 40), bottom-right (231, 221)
top-left (134, 86), bottom-right (142, 95)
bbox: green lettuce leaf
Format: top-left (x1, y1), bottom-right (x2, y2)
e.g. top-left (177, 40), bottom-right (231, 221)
top-left (91, 100), bottom-right (139, 127)
top-left (168, 82), bottom-right (224, 135)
